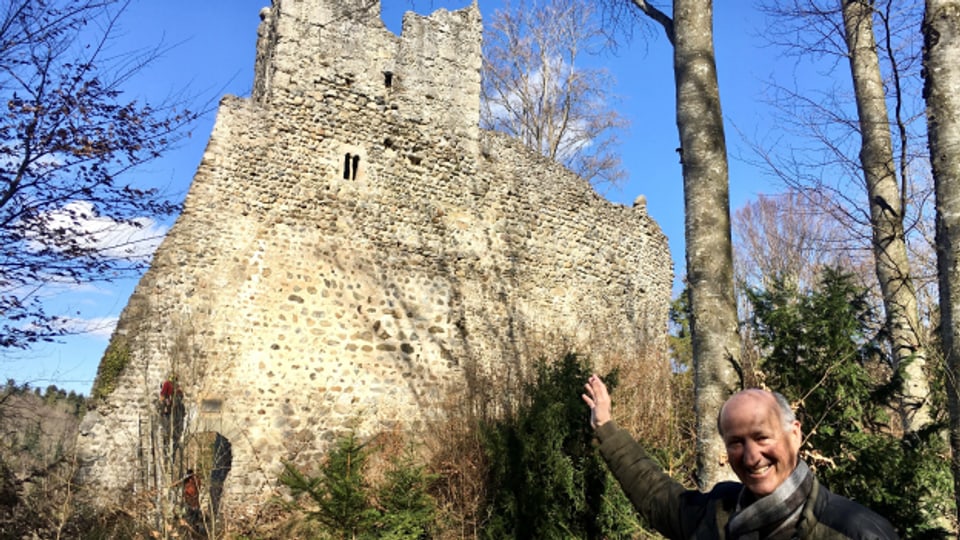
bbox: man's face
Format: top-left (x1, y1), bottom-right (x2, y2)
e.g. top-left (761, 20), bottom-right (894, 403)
top-left (720, 390), bottom-right (801, 497)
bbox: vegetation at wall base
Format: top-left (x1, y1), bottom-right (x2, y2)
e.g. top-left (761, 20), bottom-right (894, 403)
top-left (277, 354), bottom-right (654, 539)
top-left (0, 383), bottom-right (143, 539)
top-left (280, 432), bottom-right (437, 539)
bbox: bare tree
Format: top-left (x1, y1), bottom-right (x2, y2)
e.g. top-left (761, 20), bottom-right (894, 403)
top-left (840, 0), bottom-right (933, 432)
top-left (923, 0), bottom-right (960, 521)
top-left (0, 0), bottom-right (200, 349)
top-left (753, 0), bottom-right (935, 432)
top-left (599, 0), bottom-right (742, 488)
top-left (732, 190), bottom-right (869, 292)
top-left (481, 0), bottom-right (628, 187)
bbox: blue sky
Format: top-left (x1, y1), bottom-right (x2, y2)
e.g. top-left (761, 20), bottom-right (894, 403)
top-left (3, 0), bottom-right (787, 394)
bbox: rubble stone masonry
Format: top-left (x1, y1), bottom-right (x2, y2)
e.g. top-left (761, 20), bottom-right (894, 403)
top-left (76, 0), bottom-right (672, 514)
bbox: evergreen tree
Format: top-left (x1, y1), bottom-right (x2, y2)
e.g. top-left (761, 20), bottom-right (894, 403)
top-left (280, 433), bottom-right (437, 539)
top-left (280, 434), bottom-right (377, 539)
top-left (480, 353), bottom-right (639, 539)
top-left (747, 268), bottom-right (953, 537)
top-left (373, 454), bottom-right (437, 539)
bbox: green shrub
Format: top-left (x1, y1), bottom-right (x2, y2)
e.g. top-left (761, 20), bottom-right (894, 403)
top-left (373, 453), bottom-right (438, 539)
top-left (479, 353), bottom-right (641, 539)
top-left (280, 433), bottom-right (437, 540)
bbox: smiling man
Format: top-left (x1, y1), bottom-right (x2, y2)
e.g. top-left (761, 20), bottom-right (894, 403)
top-left (582, 375), bottom-right (898, 539)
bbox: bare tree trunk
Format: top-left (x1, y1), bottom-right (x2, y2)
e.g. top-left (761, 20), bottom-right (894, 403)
top-left (923, 0), bottom-right (960, 522)
top-left (841, 0), bottom-right (932, 432)
top-left (625, 0), bottom-right (741, 488)
top-left (673, 0), bottom-right (741, 489)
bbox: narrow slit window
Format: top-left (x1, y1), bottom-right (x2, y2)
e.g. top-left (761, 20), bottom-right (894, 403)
top-left (384, 71), bottom-right (393, 88)
top-left (351, 155), bottom-right (360, 180)
top-left (343, 153), bottom-right (351, 180)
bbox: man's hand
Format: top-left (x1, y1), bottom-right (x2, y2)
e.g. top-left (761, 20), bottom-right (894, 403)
top-left (582, 374), bottom-right (612, 429)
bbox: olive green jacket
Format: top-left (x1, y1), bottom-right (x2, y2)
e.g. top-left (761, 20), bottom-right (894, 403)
top-left (596, 421), bottom-right (899, 540)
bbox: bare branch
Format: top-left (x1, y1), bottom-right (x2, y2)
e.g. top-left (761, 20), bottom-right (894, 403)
top-left (0, 0), bottom-right (206, 348)
top-left (630, 0), bottom-right (674, 45)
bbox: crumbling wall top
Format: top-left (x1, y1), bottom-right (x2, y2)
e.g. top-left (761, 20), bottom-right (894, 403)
top-left (252, 0), bottom-right (481, 141)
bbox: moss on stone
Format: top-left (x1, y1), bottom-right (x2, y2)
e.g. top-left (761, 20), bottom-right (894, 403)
top-left (91, 340), bottom-right (131, 401)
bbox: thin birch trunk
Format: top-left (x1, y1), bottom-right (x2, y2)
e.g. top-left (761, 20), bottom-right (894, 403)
top-left (841, 0), bottom-right (932, 432)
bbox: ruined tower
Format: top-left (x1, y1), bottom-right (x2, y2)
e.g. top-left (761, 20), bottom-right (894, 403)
top-left (77, 0), bottom-right (672, 516)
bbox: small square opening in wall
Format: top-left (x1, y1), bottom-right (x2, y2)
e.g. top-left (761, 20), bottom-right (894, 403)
top-left (384, 71), bottom-right (393, 88)
top-left (201, 399), bottom-right (223, 413)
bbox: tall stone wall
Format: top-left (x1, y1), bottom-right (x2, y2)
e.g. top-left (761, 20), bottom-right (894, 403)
top-left (76, 0), bottom-right (672, 517)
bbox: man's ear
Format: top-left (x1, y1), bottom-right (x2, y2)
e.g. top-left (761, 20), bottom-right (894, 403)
top-left (789, 420), bottom-right (803, 450)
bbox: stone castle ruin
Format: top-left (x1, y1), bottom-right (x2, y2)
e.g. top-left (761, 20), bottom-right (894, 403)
top-left (76, 0), bottom-right (672, 518)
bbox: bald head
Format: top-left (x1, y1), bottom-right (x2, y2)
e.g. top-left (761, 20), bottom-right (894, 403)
top-left (718, 388), bottom-right (802, 496)
top-left (717, 389), bottom-right (796, 436)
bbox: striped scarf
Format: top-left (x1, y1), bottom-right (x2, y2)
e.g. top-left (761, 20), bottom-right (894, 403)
top-left (726, 460), bottom-right (814, 540)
